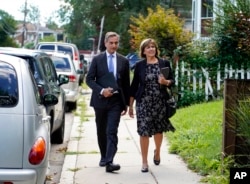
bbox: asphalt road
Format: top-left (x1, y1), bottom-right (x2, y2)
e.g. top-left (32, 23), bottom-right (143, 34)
top-left (45, 112), bottom-right (74, 184)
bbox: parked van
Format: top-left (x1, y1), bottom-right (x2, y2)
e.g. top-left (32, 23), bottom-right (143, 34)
top-left (35, 42), bottom-right (84, 85)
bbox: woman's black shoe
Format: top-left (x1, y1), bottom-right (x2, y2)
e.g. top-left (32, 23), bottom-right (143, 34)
top-left (141, 167), bottom-right (149, 173)
top-left (153, 150), bottom-right (160, 165)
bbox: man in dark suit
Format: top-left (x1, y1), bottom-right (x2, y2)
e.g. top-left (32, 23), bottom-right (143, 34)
top-left (86, 32), bottom-right (130, 172)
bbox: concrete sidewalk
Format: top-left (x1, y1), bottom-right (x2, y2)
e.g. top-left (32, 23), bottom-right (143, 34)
top-left (59, 88), bottom-right (202, 184)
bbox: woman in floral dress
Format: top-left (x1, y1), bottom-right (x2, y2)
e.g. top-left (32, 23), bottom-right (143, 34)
top-left (129, 38), bottom-right (175, 172)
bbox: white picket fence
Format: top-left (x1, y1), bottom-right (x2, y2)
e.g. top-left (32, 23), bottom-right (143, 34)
top-left (175, 61), bottom-right (250, 100)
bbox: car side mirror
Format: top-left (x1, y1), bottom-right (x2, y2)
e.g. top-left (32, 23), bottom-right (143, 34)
top-left (58, 74), bottom-right (69, 86)
top-left (43, 94), bottom-right (58, 106)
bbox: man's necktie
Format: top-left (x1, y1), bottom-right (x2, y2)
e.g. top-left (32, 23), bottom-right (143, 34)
top-left (108, 54), bottom-right (114, 75)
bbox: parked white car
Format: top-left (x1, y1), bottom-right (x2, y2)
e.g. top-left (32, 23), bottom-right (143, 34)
top-left (0, 54), bottom-right (58, 184)
top-left (35, 42), bottom-right (84, 85)
top-left (48, 52), bottom-right (83, 111)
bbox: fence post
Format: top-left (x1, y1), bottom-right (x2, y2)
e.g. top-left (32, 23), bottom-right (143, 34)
top-left (223, 79), bottom-right (250, 164)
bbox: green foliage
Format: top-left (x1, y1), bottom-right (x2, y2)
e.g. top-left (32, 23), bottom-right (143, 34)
top-left (40, 35), bottom-right (56, 42)
top-left (129, 5), bottom-right (193, 57)
top-left (0, 10), bottom-right (18, 47)
top-left (234, 99), bottom-right (250, 141)
top-left (175, 40), bottom-right (219, 68)
top-left (25, 4), bottom-right (41, 24)
top-left (172, 0), bottom-right (250, 103)
top-left (59, 0), bottom-right (97, 49)
top-left (46, 18), bottom-right (59, 30)
top-left (229, 97), bottom-right (250, 166)
top-left (213, 0), bottom-right (250, 67)
top-left (24, 42), bottom-right (35, 49)
top-left (167, 100), bottom-right (232, 183)
top-left (59, 0), bottom-right (185, 54)
top-left (177, 90), bottom-right (206, 107)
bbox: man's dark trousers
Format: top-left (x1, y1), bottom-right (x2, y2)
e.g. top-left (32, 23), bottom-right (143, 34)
top-left (94, 95), bottom-right (122, 164)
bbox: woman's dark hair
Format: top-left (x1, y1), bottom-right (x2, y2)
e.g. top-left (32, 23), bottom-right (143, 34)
top-left (139, 38), bottom-right (160, 58)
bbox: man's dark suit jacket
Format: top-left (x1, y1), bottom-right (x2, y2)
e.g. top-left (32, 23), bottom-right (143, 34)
top-left (130, 58), bottom-right (175, 103)
top-left (86, 52), bottom-right (130, 110)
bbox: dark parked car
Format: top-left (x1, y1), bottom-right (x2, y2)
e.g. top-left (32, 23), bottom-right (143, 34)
top-left (0, 54), bottom-right (58, 183)
top-left (0, 47), bottom-right (69, 144)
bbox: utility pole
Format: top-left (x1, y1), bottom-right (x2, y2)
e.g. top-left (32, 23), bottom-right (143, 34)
top-left (21, 0), bottom-right (28, 47)
top-left (97, 16), bottom-right (104, 53)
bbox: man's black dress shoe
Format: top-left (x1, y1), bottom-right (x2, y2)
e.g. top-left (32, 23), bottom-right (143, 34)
top-left (106, 163), bottom-right (121, 172)
top-left (99, 158), bottom-right (106, 167)
top-left (99, 161), bottom-right (106, 167)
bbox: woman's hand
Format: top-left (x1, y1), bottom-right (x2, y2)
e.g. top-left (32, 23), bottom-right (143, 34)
top-left (128, 106), bottom-right (134, 118)
top-left (158, 74), bottom-right (171, 86)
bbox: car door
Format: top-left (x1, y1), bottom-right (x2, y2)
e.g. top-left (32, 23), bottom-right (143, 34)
top-left (41, 56), bottom-right (64, 129)
top-left (0, 60), bottom-right (23, 168)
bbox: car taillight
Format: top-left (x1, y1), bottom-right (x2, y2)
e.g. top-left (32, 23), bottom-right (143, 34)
top-left (29, 137), bottom-right (46, 165)
top-left (2, 182), bottom-right (13, 184)
top-left (69, 75), bottom-right (77, 82)
top-left (74, 53), bottom-right (79, 61)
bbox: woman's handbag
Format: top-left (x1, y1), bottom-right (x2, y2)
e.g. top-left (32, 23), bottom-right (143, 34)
top-left (166, 87), bottom-right (177, 118)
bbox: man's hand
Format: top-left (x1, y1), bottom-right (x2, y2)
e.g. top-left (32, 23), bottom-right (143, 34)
top-left (102, 87), bottom-right (114, 97)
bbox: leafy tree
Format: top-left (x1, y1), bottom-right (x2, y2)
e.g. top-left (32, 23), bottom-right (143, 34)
top-left (129, 5), bottom-right (193, 57)
top-left (25, 4), bottom-right (41, 24)
top-left (45, 16), bottom-right (59, 30)
top-left (59, 0), bottom-right (165, 53)
top-left (0, 10), bottom-right (18, 47)
top-left (58, 0), bottom-right (97, 50)
top-left (213, 0), bottom-right (250, 67)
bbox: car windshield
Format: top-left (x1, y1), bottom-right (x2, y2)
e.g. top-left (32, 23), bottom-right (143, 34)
top-left (0, 61), bottom-right (18, 107)
top-left (57, 46), bottom-right (73, 59)
top-left (51, 56), bottom-right (71, 72)
top-left (39, 45), bottom-right (55, 50)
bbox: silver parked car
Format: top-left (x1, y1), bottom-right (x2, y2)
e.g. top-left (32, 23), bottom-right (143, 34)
top-left (0, 47), bottom-right (69, 144)
top-left (0, 54), bottom-right (58, 184)
top-left (48, 52), bottom-right (83, 111)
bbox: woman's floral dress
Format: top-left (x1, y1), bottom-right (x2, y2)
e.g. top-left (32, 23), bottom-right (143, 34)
top-left (136, 63), bottom-right (172, 136)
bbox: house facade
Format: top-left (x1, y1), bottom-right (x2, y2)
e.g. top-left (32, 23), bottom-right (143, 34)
top-left (168, 0), bottom-right (216, 39)
top-left (14, 22), bottom-right (63, 47)
top-left (192, 0), bottom-right (215, 39)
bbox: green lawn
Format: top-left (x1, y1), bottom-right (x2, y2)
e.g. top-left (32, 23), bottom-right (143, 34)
top-left (166, 100), bottom-right (231, 184)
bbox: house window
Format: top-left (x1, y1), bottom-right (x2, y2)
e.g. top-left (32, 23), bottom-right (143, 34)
top-left (201, 0), bottom-right (213, 37)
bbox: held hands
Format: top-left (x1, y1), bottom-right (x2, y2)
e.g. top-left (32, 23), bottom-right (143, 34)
top-left (102, 87), bottom-right (114, 98)
top-left (158, 74), bottom-right (171, 86)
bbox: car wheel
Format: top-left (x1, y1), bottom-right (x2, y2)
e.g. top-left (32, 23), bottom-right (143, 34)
top-left (51, 112), bottom-right (65, 144)
top-left (79, 75), bottom-right (84, 85)
top-left (68, 101), bottom-right (77, 111)
top-left (72, 101), bottom-right (77, 110)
